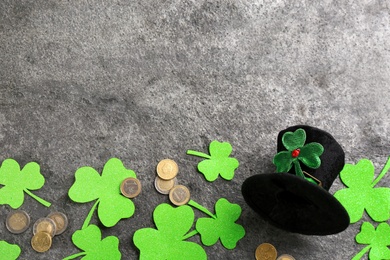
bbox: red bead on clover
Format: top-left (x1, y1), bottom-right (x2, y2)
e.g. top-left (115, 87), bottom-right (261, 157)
top-left (291, 149), bottom-right (300, 158)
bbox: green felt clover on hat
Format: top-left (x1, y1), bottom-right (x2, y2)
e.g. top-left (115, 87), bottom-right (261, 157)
top-left (273, 128), bottom-right (324, 184)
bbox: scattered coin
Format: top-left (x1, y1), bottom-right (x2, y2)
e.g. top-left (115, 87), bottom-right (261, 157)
top-left (156, 159), bottom-right (179, 180)
top-left (47, 212), bottom-right (68, 235)
top-left (6, 210), bottom-right (30, 234)
top-left (169, 185), bottom-right (190, 206)
top-left (33, 218), bottom-right (57, 238)
top-left (255, 243), bottom-right (277, 260)
top-left (154, 176), bottom-right (178, 195)
top-left (31, 231), bottom-right (52, 253)
top-left (120, 177), bottom-right (142, 198)
top-left (276, 254), bottom-right (296, 260)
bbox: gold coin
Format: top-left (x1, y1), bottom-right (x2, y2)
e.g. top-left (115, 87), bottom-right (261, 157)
top-left (255, 243), bottom-right (277, 260)
top-left (120, 177), bottom-right (142, 198)
top-left (31, 231), bottom-right (52, 253)
top-left (156, 159), bottom-right (178, 180)
top-left (47, 212), bottom-right (68, 235)
top-left (276, 254), bottom-right (295, 260)
top-left (6, 210), bottom-right (30, 234)
top-left (33, 218), bottom-right (56, 237)
top-left (169, 185), bottom-right (190, 206)
top-left (154, 176), bottom-right (178, 194)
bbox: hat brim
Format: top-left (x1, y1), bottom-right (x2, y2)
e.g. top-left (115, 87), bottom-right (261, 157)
top-left (242, 172), bottom-right (350, 235)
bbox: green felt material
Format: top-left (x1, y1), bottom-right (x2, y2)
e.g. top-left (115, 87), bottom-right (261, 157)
top-left (352, 222), bottom-right (390, 260)
top-left (133, 203), bottom-right (206, 260)
top-left (273, 128), bottom-right (324, 180)
top-left (0, 158), bottom-right (51, 208)
top-left (0, 240), bottom-right (21, 260)
top-left (63, 224), bottom-right (121, 260)
top-left (187, 140), bottom-right (239, 182)
top-left (68, 158), bottom-right (137, 227)
top-left (195, 198), bottom-right (245, 249)
top-left (334, 158), bottom-right (390, 223)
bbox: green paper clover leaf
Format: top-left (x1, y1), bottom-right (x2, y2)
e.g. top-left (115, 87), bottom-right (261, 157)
top-left (0, 240), bottom-right (21, 260)
top-left (0, 158), bottom-right (51, 208)
top-left (68, 158), bottom-right (137, 227)
top-left (334, 159), bottom-right (390, 223)
top-left (195, 198), bottom-right (245, 249)
top-left (273, 128), bottom-right (324, 181)
top-left (187, 140), bottom-right (239, 182)
top-left (133, 203), bottom-right (207, 260)
top-left (63, 224), bottom-right (121, 260)
top-left (353, 222), bottom-right (390, 260)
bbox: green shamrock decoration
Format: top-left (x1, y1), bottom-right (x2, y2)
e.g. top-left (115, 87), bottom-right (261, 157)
top-left (187, 140), bottom-right (239, 182)
top-left (133, 203), bottom-right (207, 260)
top-left (334, 158), bottom-right (390, 223)
top-left (273, 128), bottom-right (324, 183)
top-left (352, 222), bottom-right (390, 260)
top-left (68, 158), bottom-right (137, 227)
top-left (195, 198), bottom-right (245, 249)
top-left (0, 240), bottom-right (21, 260)
top-left (63, 224), bottom-right (121, 260)
top-left (0, 158), bottom-right (51, 208)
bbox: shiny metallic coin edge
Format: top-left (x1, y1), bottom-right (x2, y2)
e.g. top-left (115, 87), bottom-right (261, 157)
top-left (6, 210), bottom-right (31, 234)
top-left (276, 254), bottom-right (295, 260)
top-left (47, 212), bottom-right (68, 235)
top-left (120, 177), bottom-right (142, 198)
top-left (169, 185), bottom-right (190, 206)
top-left (31, 231), bottom-right (52, 253)
top-left (33, 217), bottom-right (57, 237)
top-left (154, 176), bottom-right (177, 195)
top-left (156, 159), bottom-right (178, 180)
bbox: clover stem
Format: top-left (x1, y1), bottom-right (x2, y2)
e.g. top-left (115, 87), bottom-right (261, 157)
top-left (293, 160), bottom-right (305, 178)
top-left (23, 189), bottom-right (51, 207)
top-left (62, 252), bottom-right (87, 260)
top-left (82, 199), bottom-right (100, 230)
top-left (188, 199), bottom-right (216, 219)
top-left (186, 150), bottom-right (212, 159)
top-left (351, 245), bottom-right (371, 260)
top-left (182, 229), bottom-right (199, 240)
top-left (372, 156), bottom-right (390, 187)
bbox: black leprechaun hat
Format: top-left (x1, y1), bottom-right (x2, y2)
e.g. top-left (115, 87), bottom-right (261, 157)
top-left (241, 125), bottom-right (350, 235)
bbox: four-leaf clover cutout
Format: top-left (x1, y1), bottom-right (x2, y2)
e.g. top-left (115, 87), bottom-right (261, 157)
top-left (353, 222), bottom-right (390, 260)
top-left (0, 158), bottom-right (51, 208)
top-left (195, 198), bottom-right (245, 249)
top-left (0, 240), bottom-right (21, 260)
top-left (187, 140), bottom-right (239, 182)
top-left (334, 159), bottom-right (390, 223)
top-left (133, 203), bottom-right (207, 260)
top-left (63, 225), bottom-right (121, 260)
top-left (273, 128), bottom-right (324, 182)
top-left (68, 158), bottom-right (137, 227)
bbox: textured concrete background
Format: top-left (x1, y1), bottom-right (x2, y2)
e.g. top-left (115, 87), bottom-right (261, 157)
top-left (1, 0), bottom-right (390, 259)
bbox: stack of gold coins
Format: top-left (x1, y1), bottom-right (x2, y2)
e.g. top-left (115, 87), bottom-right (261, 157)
top-left (154, 159), bottom-right (191, 206)
top-left (120, 177), bottom-right (142, 198)
top-left (31, 212), bottom-right (69, 253)
top-left (255, 243), bottom-right (296, 260)
top-left (155, 159), bottom-right (179, 195)
top-left (31, 218), bottom-right (56, 253)
top-left (6, 210), bottom-right (30, 234)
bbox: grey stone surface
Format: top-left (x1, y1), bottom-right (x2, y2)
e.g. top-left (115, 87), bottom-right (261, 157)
top-left (1, 0), bottom-right (390, 259)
